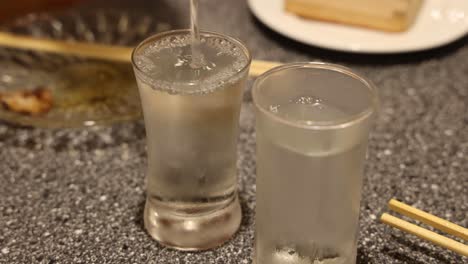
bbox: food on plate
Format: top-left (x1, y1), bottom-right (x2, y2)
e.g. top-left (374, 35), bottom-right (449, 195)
top-left (285, 0), bottom-right (423, 32)
top-left (0, 87), bottom-right (53, 115)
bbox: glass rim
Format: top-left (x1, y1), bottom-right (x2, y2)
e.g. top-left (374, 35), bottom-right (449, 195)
top-left (252, 62), bottom-right (379, 130)
top-left (131, 29), bottom-right (252, 84)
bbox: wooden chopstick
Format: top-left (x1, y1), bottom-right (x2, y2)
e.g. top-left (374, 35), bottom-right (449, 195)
top-left (389, 199), bottom-right (468, 241)
top-left (249, 59), bottom-right (282, 77)
top-left (0, 31), bottom-right (280, 77)
top-left (381, 213), bottom-right (468, 256)
top-left (380, 199), bottom-right (468, 257)
top-left (0, 31), bottom-right (132, 62)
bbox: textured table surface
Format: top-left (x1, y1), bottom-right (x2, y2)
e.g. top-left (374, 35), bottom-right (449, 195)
top-left (1, 0), bottom-right (467, 263)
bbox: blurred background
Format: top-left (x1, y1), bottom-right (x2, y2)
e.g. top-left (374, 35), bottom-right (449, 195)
top-left (0, 1), bottom-right (467, 263)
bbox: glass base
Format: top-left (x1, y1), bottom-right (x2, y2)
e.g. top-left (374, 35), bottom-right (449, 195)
top-left (144, 195), bottom-right (242, 251)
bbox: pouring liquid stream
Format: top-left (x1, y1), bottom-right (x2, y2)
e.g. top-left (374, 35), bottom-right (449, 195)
top-left (190, 0), bottom-right (203, 69)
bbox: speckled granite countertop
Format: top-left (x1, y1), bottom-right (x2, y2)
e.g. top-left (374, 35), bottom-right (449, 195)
top-left (1, 0), bottom-right (467, 263)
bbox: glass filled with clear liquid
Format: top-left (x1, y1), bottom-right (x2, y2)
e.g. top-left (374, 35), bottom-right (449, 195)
top-left (132, 30), bottom-right (251, 250)
top-left (252, 63), bottom-right (379, 264)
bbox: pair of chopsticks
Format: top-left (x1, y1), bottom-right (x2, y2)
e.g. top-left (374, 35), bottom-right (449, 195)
top-left (381, 199), bottom-right (468, 256)
top-left (0, 31), bottom-right (281, 77)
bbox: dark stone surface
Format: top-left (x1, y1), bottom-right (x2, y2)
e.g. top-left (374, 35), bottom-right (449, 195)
top-left (1, 0), bottom-right (467, 263)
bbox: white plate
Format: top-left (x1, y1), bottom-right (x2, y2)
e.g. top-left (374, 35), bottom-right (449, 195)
top-left (248, 0), bottom-right (468, 53)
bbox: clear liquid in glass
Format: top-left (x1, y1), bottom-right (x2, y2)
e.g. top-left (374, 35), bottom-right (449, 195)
top-left (255, 96), bottom-right (367, 264)
top-left (134, 32), bottom-right (249, 250)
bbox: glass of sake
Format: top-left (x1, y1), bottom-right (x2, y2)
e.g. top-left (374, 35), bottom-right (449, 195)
top-left (132, 30), bottom-right (251, 250)
top-left (253, 63), bottom-right (379, 264)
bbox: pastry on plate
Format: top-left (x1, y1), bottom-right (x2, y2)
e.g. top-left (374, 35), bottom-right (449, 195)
top-left (285, 0), bottom-right (423, 32)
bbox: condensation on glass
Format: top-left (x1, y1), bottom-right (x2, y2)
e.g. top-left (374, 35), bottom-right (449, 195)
top-left (253, 63), bottom-right (379, 264)
top-left (132, 30), bottom-right (251, 251)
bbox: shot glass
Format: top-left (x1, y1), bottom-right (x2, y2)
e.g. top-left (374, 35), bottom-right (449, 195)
top-left (253, 63), bottom-right (379, 264)
top-left (132, 30), bottom-right (251, 250)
